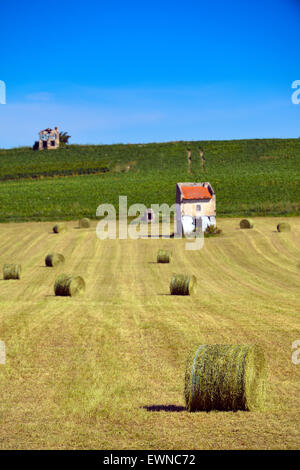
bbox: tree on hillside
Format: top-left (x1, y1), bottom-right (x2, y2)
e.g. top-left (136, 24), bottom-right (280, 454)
top-left (59, 131), bottom-right (71, 145)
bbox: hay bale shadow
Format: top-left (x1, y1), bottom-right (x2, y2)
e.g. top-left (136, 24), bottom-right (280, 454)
top-left (141, 235), bottom-right (161, 239)
top-left (142, 404), bottom-right (186, 412)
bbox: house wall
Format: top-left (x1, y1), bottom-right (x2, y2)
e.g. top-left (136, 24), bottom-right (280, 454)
top-left (176, 184), bottom-right (182, 235)
top-left (181, 197), bottom-right (216, 217)
top-left (38, 129), bottom-right (60, 150)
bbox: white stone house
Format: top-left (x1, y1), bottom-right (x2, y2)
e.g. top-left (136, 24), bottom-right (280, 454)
top-left (176, 182), bottom-right (216, 234)
top-left (143, 208), bottom-right (156, 223)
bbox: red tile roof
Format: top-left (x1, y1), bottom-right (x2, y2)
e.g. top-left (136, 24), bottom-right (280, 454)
top-left (181, 186), bottom-right (212, 200)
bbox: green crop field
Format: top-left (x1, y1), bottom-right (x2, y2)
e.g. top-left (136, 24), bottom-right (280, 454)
top-left (0, 138), bottom-right (300, 222)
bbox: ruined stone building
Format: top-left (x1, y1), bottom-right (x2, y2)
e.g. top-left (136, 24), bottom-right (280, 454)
top-left (39, 127), bottom-right (60, 150)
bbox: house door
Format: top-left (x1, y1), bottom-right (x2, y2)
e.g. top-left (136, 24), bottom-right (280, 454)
top-left (43, 141), bottom-right (47, 149)
top-left (201, 216), bottom-right (210, 231)
top-left (181, 215), bottom-right (195, 235)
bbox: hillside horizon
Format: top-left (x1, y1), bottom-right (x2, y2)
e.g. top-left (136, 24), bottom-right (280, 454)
top-left (3, 135), bottom-right (300, 151)
top-left (0, 137), bottom-right (299, 222)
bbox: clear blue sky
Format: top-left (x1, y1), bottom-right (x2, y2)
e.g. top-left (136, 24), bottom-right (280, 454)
top-left (0, 0), bottom-right (299, 148)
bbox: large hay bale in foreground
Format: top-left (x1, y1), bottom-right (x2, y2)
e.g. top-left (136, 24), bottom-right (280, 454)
top-left (170, 274), bottom-right (197, 295)
top-left (45, 253), bottom-right (65, 267)
top-left (3, 264), bottom-right (21, 280)
top-left (185, 344), bottom-right (267, 412)
top-left (277, 222), bottom-right (291, 232)
top-left (240, 219), bottom-right (254, 229)
top-left (157, 249), bottom-right (172, 263)
top-left (79, 218), bottom-right (91, 228)
top-left (53, 223), bottom-right (66, 234)
top-left (54, 274), bottom-right (85, 297)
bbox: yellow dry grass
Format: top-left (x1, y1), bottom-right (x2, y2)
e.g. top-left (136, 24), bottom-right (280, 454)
top-left (0, 217), bottom-right (300, 449)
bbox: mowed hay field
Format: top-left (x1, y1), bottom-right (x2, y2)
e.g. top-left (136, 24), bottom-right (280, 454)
top-left (0, 218), bottom-right (300, 449)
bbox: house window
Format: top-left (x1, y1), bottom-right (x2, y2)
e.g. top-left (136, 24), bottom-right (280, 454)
top-left (196, 204), bottom-right (201, 211)
top-left (51, 141), bottom-right (55, 146)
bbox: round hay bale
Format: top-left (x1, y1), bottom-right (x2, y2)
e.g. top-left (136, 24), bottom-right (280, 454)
top-left (45, 253), bottom-right (65, 267)
top-left (54, 274), bottom-right (85, 297)
top-left (170, 274), bottom-right (197, 295)
top-left (157, 249), bottom-right (172, 263)
top-left (240, 219), bottom-right (254, 229)
top-left (277, 222), bottom-right (291, 232)
top-left (53, 223), bottom-right (66, 234)
top-left (79, 218), bottom-right (91, 228)
top-left (3, 264), bottom-right (21, 280)
top-left (184, 344), bottom-right (267, 412)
